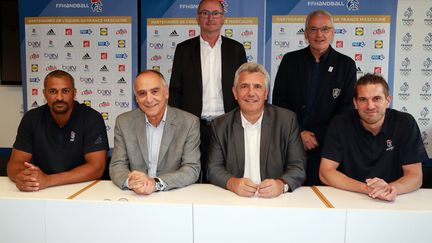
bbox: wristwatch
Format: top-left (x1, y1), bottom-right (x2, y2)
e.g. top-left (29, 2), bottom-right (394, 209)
top-left (283, 183), bottom-right (289, 193)
top-left (154, 177), bottom-right (165, 192)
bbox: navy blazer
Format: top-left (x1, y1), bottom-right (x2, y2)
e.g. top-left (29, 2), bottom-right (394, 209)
top-left (168, 36), bottom-right (247, 118)
top-left (272, 46), bottom-right (357, 145)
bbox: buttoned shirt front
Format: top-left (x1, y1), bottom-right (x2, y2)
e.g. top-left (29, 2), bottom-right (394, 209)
top-left (241, 112), bottom-right (264, 184)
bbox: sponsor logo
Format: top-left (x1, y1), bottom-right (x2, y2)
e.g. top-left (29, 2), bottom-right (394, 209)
top-left (91, 0), bottom-right (103, 13)
top-left (100, 76), bottom-right (108, 84)
top-left (352, 41), bottom-right (366, 47)
top-left (80, 29), bottom-right (92, 35)
top-left (83, 100), bottom-right (91, 107)
top-left (402, 7), bottom-right (414, 26)
top-left (29, 53), bottom-right (39, 59)
top-left (81, 89), bottom-right (92, 95)
top-left (99, 101), bottom-right (110, 108)
top-left (149, 42), bottom-right (163, 49)
top-left (80, 77), bottom-right (94, 84)
top-left (246, 55), bottom-right (254, 62)
top-left (188, 29), bottom-right (196, 37)
top-left (115, 53), bottom-right (128, 59)
top-left (278, 27), bottom-right (286, 35)
top-left (47, 40), bottom-right (55, 48)
top-left (116, 29), bottom-right (127, 35)
top-left (65, 28), bottom-right (72, 35)
top-left (55, 3), bottom-right (90, 9)
top-left (421, 131), bottom-right (429, 147)
top-left (356, 66), bottom-right (364, 75)
top-left (31, 101), bottom-right (39, 108)
top-left (398, 81), bottom-right (410, 101)
top-left (166, 54), bottom-right (174, 60)
top-left (171, 41), bottom-right (176, 49)
top-left (101, 112), bottom-right (109, 120)
top-left (401, 106), bottom-right (408, 113)
top-left (420, 82), bottom-right (431, 101)
top-left (421, 57), bottom-right (432, 76)
top-left (385, 139), bottom-right (394, 151)
top-left (106, 125), bottom-right (111, 132)
top-left (336, 40), bottom-right (343, 48)
top-left (32, 88), bottom-right (38, 95)
top-left (241, 30), bottom-right (254, 37)
top-left (169, 30), bottom-right (179, 37)
top-left (225, 29), bottom-right (233, 37)
top-left (374, 66), bottom-right (382, 74)
top-left (83, 40), bottom-right (90, 48)
top-left (101, 52), bottom-right (108, 60)
top-left (83, 64), bottom-right (90, 72)
top-left (115, 101), bottom-right (130, 108)
top-left (97, 89), bottom-right (112, 96)
top-left (31, 64), bottom-right (38, 72)
top-left (298, 40), bottom-right (306, 48)
top-left (425, 7), bottom-right (432, 26)
top-left (100, 27), bottom-right (108, 36)
top-left (371, 54), bottom-right (385, 60)
top-left (46, 29), bottom-right (56, 35)
top-left (151, 55), bottom-right (162, 61)
top-left (45, 65), bottom-right (57, 71)
top-left (64, 41), bottom-right (74, 47)
top-left (117, 77), bottom-right (126, 84)
top-left (28, 41), bottom-right (41, 48)
top-left (62, 65), bottom-right (77, 72)
top-left (355, 53), bottom-right (362, 61)
top-left (243, 41), bottom-right (251, 49)
top-left (332, 88), bottom-right (341, 99)
top-left (118, 40), bottom-right (126, 48)
top-left (400, 57), bottom-right (412, 76)
top-left (65, 52), bottom-right (73, 60)
top-left (355, 27), bottom-right (364, 36)
top-left (373, 28), bottom-right (386, 35)
top-left (152, 66), bottom-right (160, 72)
top-left (346, 0), bottom-right (360, 11)
top-left (274, 40), bottom-right (289, 48)
top-left (29, 77), bottom-right (40, 83)
top-left (82, 53), bottom-right (91, 60)
top-left (31, 28), bottom-right (38, 36)
top-left (375, 40), bottom-right (383, 49)
top-left (118, 64), bottom-right (125, 72)
top-left (296, 28), bottom-right (305, 35)
top-left (44, 53), bottom-right (58, 60)
top-left (118, 88), bottom-right (126, 96)
top-left (153, 29), bottom-right (160, 37)
top-left (100, 65), bottom-right (109, 72)
top-left (334, 28), bottom-right (347, 34)
top-left (98, 41), bottom-right (110, 47)
top-left (307, 1), bottom-right (345, 8)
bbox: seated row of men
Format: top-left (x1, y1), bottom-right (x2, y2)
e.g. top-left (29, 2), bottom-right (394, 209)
top-left (7, 64), bottom-right (428, 201)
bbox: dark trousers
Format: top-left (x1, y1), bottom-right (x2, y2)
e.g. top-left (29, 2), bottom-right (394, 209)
top-left (304, 148), bottom-right (322, 186)
top-left (199, 120), bottom-right (212, 183)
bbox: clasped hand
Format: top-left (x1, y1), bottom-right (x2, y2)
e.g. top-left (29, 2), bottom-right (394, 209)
top-left (127, 171), bottom-right (156, 195)
top-left (227, 177), bottom-right (284, 198)
top-left (366, 177), bottom-right (397, 201)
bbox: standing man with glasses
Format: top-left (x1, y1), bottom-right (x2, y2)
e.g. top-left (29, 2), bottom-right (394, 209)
top-left (272, 10), bottom-right (357, 185)
top-left (7, 70), bottom-right (109, 191)
top-left (169, 0), bottom-right (247, 182)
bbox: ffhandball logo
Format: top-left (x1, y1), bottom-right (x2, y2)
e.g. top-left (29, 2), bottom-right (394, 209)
top-left (91, 0), bottom-right (103, 13)
top-left (346, 0), bottom-right (359, 11)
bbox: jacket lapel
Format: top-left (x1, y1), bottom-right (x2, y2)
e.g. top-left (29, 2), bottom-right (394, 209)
top-left (232, 110), bottom-right (245, 175)
top-left (136, 110), bottom-right (149, 166)
top-left (158, 107), bottom-right (176, 165)
top-left (260, 106), bottom-right (272, 179)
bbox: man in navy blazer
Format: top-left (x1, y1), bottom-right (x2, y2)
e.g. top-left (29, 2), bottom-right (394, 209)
top-left (208, 63), bottom-right (306, 198)
top-left (169, 0), bottom-right (247, 181)
top-left (272, 10), bottom-right (356, 185)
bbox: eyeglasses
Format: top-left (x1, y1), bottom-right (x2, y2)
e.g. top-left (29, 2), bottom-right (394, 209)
top-left (308, 26), bottom-right (333, 34)
top-left (199, 10), bottom-right (224, 18)
top-left (46, 88), bottom-right (73, 95)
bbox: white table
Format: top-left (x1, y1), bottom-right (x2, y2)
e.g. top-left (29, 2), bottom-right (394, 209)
top-left (316, 186), bottom-right (432, 243)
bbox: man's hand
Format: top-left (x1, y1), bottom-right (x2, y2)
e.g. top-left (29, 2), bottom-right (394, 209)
top-left (366, 177), bottom-right (397, 201)
top-left (128, 171), bottom-right (156, 195)
top-left (15, 162), bottom-right (51, 192)
top-left (257, 179), bottom-right (284, 198)
top-left (300, 131), bottom-right (318, 150)
top-left (226, 177), bottom-right (258, 197)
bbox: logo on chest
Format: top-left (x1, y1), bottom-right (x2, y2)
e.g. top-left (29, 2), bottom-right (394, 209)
top-left (386, 139), bottom-right (394, 151)
top-left (332, 88), bottom-right (341, 99)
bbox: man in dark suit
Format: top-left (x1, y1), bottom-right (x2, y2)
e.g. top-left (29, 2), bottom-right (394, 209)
top-left (169, 0), bottom-right (247, 181)
top-left (208, 63), bottom-right (306, 198)
top-left (272, 10), bottom-right (356, 185)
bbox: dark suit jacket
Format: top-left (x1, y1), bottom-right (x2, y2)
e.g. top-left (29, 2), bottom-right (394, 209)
top-left (169, 36), bottom-right (247, 117)
top-left (272, 46), bottom-right (356, 146)
top-left (109, 106), bottom-right (201, 190)
top-left (207, 105), bottom-right (306, 191)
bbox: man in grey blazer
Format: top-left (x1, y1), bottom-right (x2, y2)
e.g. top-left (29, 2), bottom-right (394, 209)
top-left (110, 70), bottom-right (200, 195)
top-left (208, 63), bottom-right (306, 198)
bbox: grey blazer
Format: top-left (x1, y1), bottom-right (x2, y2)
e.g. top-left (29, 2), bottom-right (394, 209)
top-left (109, 106), bottom-right (201, 190)
top-left (207, 105), bottom-right (306, 191)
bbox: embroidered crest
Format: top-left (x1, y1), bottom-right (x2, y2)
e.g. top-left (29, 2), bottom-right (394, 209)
top-left (332, 88), bottom-right (341, 99)
top-left (386, 139), bottom-right (394, 151)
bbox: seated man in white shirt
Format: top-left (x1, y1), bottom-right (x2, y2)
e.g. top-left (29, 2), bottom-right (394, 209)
top-left (109, 70), bottom-right (201, 194)
top-left (207, 62), bottom-right (306, 198)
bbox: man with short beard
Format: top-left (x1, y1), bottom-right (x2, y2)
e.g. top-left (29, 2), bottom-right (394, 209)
top-left (7, 70), bottom-right (109, 191)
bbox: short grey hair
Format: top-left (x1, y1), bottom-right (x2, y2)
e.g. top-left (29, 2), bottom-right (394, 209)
top-left (233, 62), bottom-right (270, 89)
top-left (305, 10), bottom-right (334, 29)
top-left (135, 69), bottom-right (168, 87)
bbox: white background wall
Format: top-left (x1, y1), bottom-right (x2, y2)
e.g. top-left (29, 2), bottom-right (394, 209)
top-left (0, 85), bottom-right (23, 147)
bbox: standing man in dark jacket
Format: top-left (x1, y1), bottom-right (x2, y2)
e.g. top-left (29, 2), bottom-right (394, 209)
top-left (169, 0), bottom-right (247, 181)
top-left (272, 10), bottom-right (356, 185)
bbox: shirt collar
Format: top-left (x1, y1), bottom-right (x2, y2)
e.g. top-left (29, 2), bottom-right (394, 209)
top-left (199, 35), bottom-right (222, 47)
top-left (240, 111), bottom-right (264, 128)
top-left (145, 106), bottom-right (168, 128)
top-left (307, 45), bottom-right (331, 63)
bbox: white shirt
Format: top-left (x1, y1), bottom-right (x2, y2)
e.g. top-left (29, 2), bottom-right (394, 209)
top-left (200, 35), bottom-right (224, 119)
top-left (241, 111), bottom-right (264, 184)
top-left (145, 107), bottom-right (168, 178)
